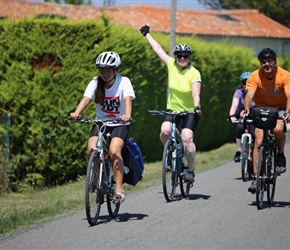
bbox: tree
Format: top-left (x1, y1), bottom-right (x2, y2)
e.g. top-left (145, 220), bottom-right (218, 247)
top-left (198, 0), bottom-right (290, 28)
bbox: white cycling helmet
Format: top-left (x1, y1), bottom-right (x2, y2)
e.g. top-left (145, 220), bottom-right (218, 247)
top-left (95, 51), bottom-right (121, 68)
top-left (173, 43), bottom-right (192, 55)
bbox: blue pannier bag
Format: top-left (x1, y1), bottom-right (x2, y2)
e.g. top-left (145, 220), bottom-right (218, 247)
top-left (122, 138), bottom-right (144, 186)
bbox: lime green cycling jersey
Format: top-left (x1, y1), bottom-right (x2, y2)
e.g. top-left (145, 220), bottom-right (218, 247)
top-left (167, 57), bottom-right (201, 112)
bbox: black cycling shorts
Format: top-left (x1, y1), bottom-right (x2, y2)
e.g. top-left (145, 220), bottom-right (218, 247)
top-left (89, 124), bottom-right (129, 142)
top-left (163, 111), bottom-right (199, 133)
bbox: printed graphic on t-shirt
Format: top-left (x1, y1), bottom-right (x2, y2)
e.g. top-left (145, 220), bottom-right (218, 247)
top-left (101, 96), bottom-right (120, 117)
top-left (261, 86), bottom-right (281, 95)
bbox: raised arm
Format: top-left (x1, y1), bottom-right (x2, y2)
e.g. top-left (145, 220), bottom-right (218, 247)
top-left (139, 24), bottom-right (170, 64)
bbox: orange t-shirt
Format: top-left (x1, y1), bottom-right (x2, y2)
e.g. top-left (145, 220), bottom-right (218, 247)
top-left (246, 66), bottom-right (290, 108)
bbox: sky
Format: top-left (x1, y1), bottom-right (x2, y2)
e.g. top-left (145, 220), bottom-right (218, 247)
top-left (28, 0), bottom-right (207, 10)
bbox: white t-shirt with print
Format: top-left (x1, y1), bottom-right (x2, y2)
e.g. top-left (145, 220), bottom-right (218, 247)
top-left (84, 75), bottom-right (135, 123)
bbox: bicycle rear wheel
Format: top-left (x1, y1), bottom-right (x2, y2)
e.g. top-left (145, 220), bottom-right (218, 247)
top-left (85, 151), bottom-right (102, 225)
top-left (241, 138), bottom-right (250, 181)
top-left (162, 140), bottom-right (177, 202)
top-left (256, 145), bottom-right (266, 210)
top-left (267, 147), bottom-right (277, 204)
top-left (180, 161), bottom-right (190, 198)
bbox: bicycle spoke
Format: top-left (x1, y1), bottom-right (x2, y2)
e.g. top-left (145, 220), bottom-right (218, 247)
top-left (180, 161), bottom-right (190, 198)
top-left (267, 148), bottom-right (277, 204)
top-left (256, 146), bottom-right (266, 210)
top-left (162, 140), bottom-right (176, 202)
top-left (85, 151), bottom-right (102, 225)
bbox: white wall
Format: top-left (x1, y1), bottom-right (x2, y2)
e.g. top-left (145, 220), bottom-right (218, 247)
top-left (196, 35), bottom-right (290, 56)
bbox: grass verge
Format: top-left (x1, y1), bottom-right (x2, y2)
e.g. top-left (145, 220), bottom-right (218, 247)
top-left (0, 142), bottom-right (260, 236)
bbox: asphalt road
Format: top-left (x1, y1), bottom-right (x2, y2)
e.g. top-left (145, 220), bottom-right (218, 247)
top-left (1, 144), bottom-right (290, 250)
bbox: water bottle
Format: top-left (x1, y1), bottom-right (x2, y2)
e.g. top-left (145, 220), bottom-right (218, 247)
top-left (124, 166), bottom-right (130, 174)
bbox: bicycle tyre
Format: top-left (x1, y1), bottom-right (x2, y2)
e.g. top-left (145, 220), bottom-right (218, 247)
top-left (241, 137), bottom-right (250, 182)
top-left (106, 163), bottom-right (120, 218)
top-left (180, 161), bottom-right (190, 198)
top-left (256, 145), bottom-right (266, 210)
top-left (162, 140), bottom-right (177, 202)
top-left (85, 151), bottom-right (102, 225)
top-left (267, 146), bottom-right (277, 204)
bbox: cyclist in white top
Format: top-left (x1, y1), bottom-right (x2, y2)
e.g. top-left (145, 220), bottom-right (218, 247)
top-left (139, 23), bottom-right (202, 184)
top-left (70, 51), bottom-right (135, 204)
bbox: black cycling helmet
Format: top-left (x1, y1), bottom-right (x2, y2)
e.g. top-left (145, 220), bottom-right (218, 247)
top-left (173, 43), bottom-right (192, 55)
top-left (257, 48), bottom-right (277, 61)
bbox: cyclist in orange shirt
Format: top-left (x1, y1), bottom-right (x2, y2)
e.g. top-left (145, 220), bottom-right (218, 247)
top-left (244, 48), bottom-right (290, 194)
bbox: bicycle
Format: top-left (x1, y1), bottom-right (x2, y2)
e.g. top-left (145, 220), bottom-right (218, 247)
top-left (68, 116), bottom-right (127, 225)
top-left (148, 110), bottom-right (194, 202)
top-left (252, 109), bottom-right (287, 210)
top-left (230, 117), bottom-right (254, 181)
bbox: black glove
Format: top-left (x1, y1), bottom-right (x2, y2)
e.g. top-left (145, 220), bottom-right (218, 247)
top-left (140, 25), bottom-right (150, 36)
top-left (194, 106), bottom-right (203, 113)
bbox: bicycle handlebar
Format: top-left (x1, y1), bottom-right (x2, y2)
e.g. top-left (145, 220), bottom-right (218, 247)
top-left (67, 116), bottom-right (131, 125)
top-left (148, 110), bottom-right (195, 116)
top-left (229, 118), bottom-right (253, 124)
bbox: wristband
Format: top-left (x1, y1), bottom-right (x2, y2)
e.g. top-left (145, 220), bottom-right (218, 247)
top-left (140, 25), bottom-right (150, 36)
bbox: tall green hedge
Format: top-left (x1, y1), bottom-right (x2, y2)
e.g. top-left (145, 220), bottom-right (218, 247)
top-left (1, 17), bottom-right (282, 189)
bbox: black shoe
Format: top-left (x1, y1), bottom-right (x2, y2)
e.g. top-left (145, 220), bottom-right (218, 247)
top-left (276, 154), bottom-right (286, 174)
top-left (184, 170), bottom-right (195, 184)
top-left (248, 180), bottom-right (256, 194)
top-left (234, 151), bottom-right (241, 162)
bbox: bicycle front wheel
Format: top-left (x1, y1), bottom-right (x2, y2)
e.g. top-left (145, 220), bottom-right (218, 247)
top-left (256, 145), bottom-right (266, 210)
top-left (162, 140), bottom-right (177, 202)
top-left (267, 147), bottom-right (277, 204)
top-left (241, 138), bottom-right (250, 181)
top-left (85, 151), bottom-right (103, 226)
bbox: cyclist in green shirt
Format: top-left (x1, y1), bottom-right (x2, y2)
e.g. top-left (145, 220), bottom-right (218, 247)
top-left (139, 24), bottom-right (203, 184)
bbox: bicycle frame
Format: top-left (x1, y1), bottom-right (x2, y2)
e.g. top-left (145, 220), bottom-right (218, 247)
top-left (255, 117), bottom-right (287, 210)
top-left (68, 116), bottom-right (127, 225)
top-left (95, 125), bottom-right (112, 193)
top-left (230, 117), bottom-right (254, 181)
top-left (170, 119), bottom-right (183, 175)
top-left (148, 110), bottom-right (192, 202)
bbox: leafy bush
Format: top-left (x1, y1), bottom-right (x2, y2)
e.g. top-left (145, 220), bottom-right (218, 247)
top-left (1, 17), bottom-right (289, 190)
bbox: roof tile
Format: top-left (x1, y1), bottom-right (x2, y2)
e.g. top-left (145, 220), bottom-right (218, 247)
top-left (1, 1), bottom-right (290, 38)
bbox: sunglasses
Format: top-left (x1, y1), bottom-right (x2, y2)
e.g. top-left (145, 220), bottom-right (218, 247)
top-left (242, 80), bottom-right (247, 85)
top-left (261, 59), bottom-right (275, 65)
top-left (177, 54), bottom-right (189, 59)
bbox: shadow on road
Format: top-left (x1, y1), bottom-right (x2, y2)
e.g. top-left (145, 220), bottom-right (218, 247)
top-left (249, 200), bottom-right (290, 209)
top-left (186, 193), bottom-right (211, 200)
top-left (86, 213), bottom-right (149, 226)
top-left (115, 213), bottom-right (149, 222)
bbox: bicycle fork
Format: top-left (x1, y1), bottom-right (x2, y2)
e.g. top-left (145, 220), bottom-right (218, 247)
top-left (241, 133), bottom-right (252, 161)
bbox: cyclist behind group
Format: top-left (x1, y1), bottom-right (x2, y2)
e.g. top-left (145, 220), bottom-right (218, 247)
top-left (244, 48), bottom-right (290, 194)
top-left (229, 72), bottom-right (255, 162)
top-left (70, 51), bottom-right (136, 204)
top-left (139, 23), bottom-right (202, 184)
